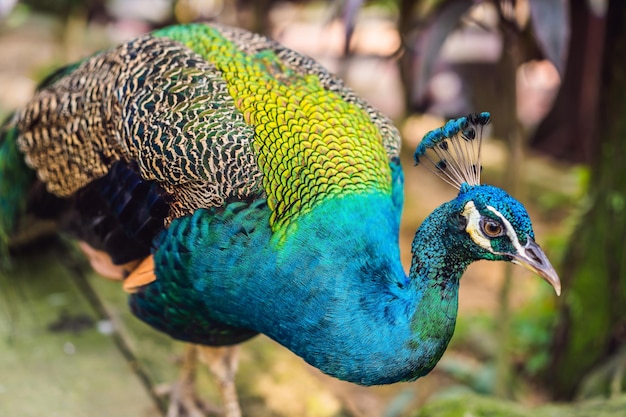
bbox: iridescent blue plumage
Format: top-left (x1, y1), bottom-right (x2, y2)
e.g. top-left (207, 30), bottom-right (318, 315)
top-left (128, 157), bottom-right (559, 386)
top-left (132, 192), bottom-right (437, 385)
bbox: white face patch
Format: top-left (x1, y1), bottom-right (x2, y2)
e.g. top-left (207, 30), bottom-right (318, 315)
top-left (461, 202), bottom-right (526, 256)
top-left (462, 201), bottom-right (492, 251)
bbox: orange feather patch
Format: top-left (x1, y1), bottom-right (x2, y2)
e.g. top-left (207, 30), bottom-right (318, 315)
top-left (123, 255), bottom-right (157, 293)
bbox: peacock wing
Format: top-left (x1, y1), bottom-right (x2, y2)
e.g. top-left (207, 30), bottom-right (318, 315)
top-left (12, 33), bottom-right (265, 223)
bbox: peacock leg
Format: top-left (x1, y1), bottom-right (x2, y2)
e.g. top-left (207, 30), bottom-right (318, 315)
top-left (156, 344), bottom-right (221, 417)
top-left (197, 345), bottom-right (242, 417)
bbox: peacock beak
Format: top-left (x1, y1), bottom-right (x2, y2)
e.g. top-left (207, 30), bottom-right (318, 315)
top-left (511, 238), bottom-right (561, 296)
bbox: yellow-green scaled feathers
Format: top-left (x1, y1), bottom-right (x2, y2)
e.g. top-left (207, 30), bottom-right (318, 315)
top-left (154, 24), bottom-right (393, 231)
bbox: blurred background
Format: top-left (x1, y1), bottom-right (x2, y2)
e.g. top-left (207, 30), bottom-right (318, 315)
top-left (1, 0), bottom-right (625, 416)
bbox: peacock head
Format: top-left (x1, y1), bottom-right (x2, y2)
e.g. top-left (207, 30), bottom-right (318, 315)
top-left (414, 113), bottom-right (561, 295)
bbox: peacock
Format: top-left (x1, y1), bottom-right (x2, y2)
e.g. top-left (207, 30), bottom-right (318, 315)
top-left (0, 23), bottom-right (560, 417)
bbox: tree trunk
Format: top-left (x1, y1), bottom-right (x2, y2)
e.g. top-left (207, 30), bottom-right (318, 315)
top-left (546, 0), bottom-right (626, 399)
top-left (529, 0), bottom-right (605, 163)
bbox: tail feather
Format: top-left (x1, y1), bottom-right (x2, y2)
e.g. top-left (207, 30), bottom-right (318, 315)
top-left (0, 116), bottom-right (35, 266)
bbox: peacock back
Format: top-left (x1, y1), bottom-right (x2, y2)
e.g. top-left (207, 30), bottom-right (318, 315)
top-left (12, 23), bottom-right (401, 235)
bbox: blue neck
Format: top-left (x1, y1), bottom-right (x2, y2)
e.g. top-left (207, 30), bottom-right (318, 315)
top-left (142, 193), bottom-right (467, 385)
top-left (404, 200), bottom-right (471, 375)
top-left (270, 195), bottom-right (466, 384)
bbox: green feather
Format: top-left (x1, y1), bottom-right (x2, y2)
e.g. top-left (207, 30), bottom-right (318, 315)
top-left (0, 117), bottom-right (34, 266)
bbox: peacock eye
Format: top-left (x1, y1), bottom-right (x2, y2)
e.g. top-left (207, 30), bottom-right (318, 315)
top-left (481, 218), bottom-right (504, 238)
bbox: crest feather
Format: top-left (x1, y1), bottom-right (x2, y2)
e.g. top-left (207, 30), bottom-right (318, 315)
top-left (413, 112), bottom-right (491, 189)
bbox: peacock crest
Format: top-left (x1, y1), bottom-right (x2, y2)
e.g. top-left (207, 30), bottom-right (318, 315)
top-left (413, 112), bottom-right (491, 189)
